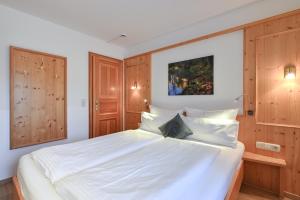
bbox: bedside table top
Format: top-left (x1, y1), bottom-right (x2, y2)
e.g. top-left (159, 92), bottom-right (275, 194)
top-left (243, 152), bottom-right (286, 167)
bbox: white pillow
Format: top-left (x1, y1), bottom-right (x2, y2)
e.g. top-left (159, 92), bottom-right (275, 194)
top-left (183, 117), bottom-right (239, 148)
top-left (149, 105), bottom-right (183, 117)
top-left (203, 109), bottom-right (239, 120)
top-left (185, 107), bottom-right (238, 120)
top-left (184, 107), bottom-right (205, 117)
top-left (140, 112), bottom-right (177, 134)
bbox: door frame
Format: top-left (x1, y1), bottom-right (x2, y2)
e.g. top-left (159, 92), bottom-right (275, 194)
top-left (88, 52), bottom-right (123, 138)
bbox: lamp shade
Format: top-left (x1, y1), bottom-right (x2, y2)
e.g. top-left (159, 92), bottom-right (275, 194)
top-left (284, 64), bottom-right (296, 80)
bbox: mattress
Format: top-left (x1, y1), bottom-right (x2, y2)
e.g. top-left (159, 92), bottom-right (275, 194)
top-left (181, 139), bottom-right (244, 200)
top-left (31, 129), bottom-right (162, 183)
top-left (54, 137), bottom-right (221, 200)
top-left (17, 130), bottom-right (244, 200)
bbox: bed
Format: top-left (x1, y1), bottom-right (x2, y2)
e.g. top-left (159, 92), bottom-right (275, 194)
top-left (13, 128), bottom-right (244, 200)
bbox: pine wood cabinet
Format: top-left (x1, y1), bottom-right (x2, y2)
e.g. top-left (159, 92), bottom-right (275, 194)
top-left (10, 46), bottom-right (67, 149)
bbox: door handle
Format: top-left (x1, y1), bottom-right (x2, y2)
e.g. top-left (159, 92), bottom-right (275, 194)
top-left (95, 100), bottom-right (99, 111)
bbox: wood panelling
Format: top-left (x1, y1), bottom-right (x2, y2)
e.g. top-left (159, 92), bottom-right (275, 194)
top-left (256, 28), bottom-right (300, 127)
top-left (124, 54), bottom-right (151, 129)
top-left (89, 52), bottom-right (123, 138)
top-left (240, 12), bottom-right (300, 197)
top-left (10, 46), bottom-right (67, 149)
top-left (125, 112), bottom-right (141, 130)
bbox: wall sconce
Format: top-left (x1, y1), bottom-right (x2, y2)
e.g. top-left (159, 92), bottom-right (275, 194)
top-left (131, 81), bottom-right (138, 90)
top-left (143, 99), bottom-right (150, 110)
top-left (284, 64), bottom-right (296, 80)
top-left (143, 99), bottom-right (148, 104)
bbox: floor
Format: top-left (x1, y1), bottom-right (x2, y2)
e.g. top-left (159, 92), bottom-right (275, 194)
top-left (0, 181), bottom-right (292, 200)
top-left (0, 181), bottom-right (13, 200)
top-left (238, 184), bottom-right (291, 200)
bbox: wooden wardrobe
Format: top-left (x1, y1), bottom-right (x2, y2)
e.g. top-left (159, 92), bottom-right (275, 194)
top-left (124, 54), bottom-right (151, 130)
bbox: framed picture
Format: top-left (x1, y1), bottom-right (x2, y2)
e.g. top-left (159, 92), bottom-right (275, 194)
top-left (168, 55), bottom-right (214, 95)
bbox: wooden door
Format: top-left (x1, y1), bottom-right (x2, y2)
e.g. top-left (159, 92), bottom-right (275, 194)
top-left (89, 53), bottom-right (123, 138)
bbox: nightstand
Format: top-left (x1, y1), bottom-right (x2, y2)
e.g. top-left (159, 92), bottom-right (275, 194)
top-left (243, 152), bottom-right (287, 198)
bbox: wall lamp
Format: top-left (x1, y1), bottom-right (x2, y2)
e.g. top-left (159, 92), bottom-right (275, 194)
top-left (131, 81), bottom-right (139, 90)
top-left (284, 64), bottom-right (296, 80)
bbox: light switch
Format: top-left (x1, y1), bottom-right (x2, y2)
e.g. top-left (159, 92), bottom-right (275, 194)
top-left (81, 98), bottom-right (87, 107)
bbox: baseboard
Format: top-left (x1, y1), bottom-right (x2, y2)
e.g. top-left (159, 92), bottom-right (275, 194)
top-left (0, 177), bottom-right (12, 185)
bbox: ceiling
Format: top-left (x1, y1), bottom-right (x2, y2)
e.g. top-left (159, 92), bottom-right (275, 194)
top-left (0, 0), bottom-right (260, 48)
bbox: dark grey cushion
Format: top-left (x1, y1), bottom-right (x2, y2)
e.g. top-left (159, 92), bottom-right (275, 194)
top-left (159, 114), bottom-right (193, 139)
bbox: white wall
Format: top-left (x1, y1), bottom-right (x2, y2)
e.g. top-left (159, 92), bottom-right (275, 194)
top-left (0, 5), bottom-right (125, 181)
top-left (152, 31), bottom-right (243, 111)
top-left (126, 0), bottom-right (300, 57)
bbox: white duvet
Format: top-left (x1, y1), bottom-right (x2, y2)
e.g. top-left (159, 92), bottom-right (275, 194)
top-left (31, 129), bottom-right (162, 183)
top-left (54, 138), bottom-right (220, 200)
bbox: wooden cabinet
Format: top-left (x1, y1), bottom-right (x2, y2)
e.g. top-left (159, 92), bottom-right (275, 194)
top-left (243, 152), bottom-right (286, 197)
top-left (124, 54), bottom-right (151, 130)
top-left (10, 46), bottom-right (67, 149)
